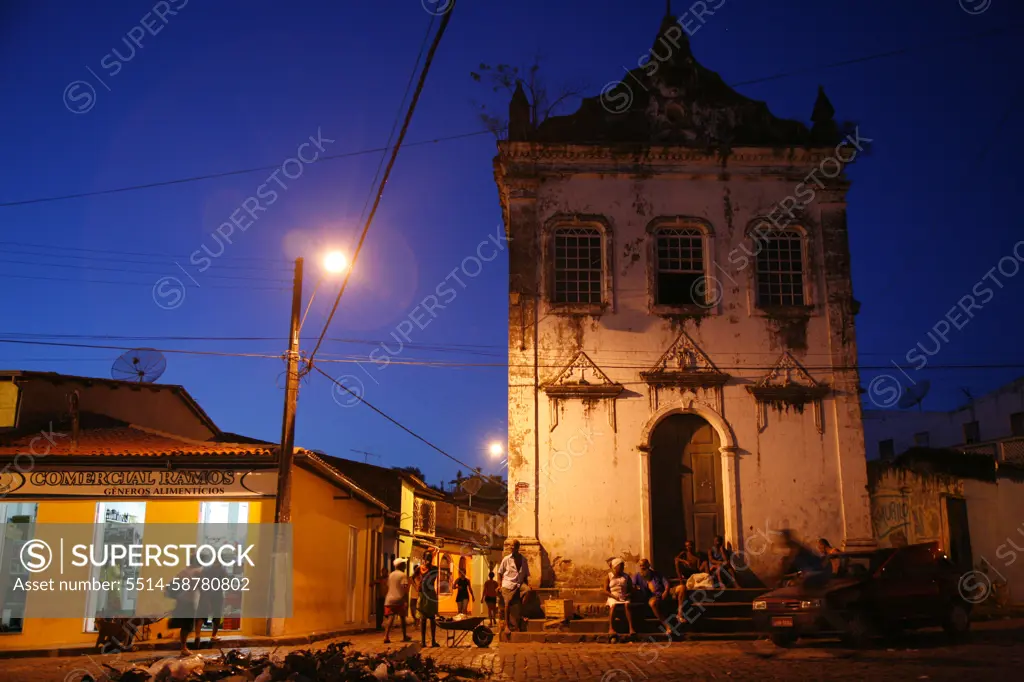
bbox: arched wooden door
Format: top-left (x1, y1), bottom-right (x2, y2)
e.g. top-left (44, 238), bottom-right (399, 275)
top-left (649, 414), bottom-right (725, 573)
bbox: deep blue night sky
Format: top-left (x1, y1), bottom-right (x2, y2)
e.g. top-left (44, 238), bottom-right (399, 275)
top-left (1, 0), bottom-right (1022, 486)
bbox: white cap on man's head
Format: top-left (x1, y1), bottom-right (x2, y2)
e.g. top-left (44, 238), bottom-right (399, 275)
top-left (610, 557), bottom-right (625, 569)
top-left (394, 558), bottom-right (407, 567)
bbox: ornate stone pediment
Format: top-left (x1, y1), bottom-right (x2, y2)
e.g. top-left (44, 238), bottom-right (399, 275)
top-left (641, 332), bottom-right (728, 414)
top-left (543, 352), bottom-right (623, 431)
top-left (543, 351), bottom-right (623, 399)
top-left (641, 331), bottom-right (729, 388)
top-left (747, 353), bottom-right (829, 433)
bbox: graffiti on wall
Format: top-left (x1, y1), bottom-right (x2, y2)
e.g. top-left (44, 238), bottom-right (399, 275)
top-left (872, 494), bottom-right (909, 543)
top-left (871, 490), bottom-right (945, 547)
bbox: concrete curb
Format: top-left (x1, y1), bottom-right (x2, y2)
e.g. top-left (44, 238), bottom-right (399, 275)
top-left (0, 627), bottom-right (377, 660)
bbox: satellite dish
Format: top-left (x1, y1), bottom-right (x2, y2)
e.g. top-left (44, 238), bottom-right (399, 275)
top-left (898, 380), bottom-right (931, 410)
top-left (460, 476), bottom-right (483, 496)
top-left (112, 348), bottom-right (167, 383)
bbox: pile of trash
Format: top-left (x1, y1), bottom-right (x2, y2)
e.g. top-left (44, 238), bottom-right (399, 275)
top-left (91, 641), bottom-right (485, 681)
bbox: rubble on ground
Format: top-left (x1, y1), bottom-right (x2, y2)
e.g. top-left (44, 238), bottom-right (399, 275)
top-left (88, 642), bottom-right (486, 682)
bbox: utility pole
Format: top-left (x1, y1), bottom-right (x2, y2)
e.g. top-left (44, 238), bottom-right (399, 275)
top-left (268, 257), bottom-right (302, 637)
top-left (275, 257), bottom-right (304, 524)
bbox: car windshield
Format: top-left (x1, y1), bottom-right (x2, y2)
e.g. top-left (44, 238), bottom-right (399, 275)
top-left (831, 550), bottom-right (894, 580)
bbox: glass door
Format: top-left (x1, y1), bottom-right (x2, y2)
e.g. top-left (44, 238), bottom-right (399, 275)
top-left (197, 502), bottom-right (249, 632)
top-left (84, 502), bottom-right (146, 633)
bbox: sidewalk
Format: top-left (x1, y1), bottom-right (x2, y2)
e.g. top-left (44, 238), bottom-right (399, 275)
top-left (0, 626), bottom-right (377, 660)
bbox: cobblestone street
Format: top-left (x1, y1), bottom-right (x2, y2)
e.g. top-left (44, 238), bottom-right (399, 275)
top-left (2, 621), bottom-right (1024, 682)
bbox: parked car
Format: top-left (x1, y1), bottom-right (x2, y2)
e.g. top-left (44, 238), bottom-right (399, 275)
top-left (751, 542), bottom-right (971, 647)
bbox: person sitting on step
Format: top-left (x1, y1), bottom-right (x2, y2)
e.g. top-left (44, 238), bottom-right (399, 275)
top-left (633, 558), bottom-right (671, 635)
top-left (604, 558), bottom-right (638, 638)
top-left (708, 535), bottom-right (738, 588)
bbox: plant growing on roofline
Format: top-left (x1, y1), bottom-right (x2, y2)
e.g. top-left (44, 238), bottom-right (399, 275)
top-left (470, 55), bottom-right (588, 139)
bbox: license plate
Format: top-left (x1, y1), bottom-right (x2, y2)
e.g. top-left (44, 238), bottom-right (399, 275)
top-left (772, 617), bottom-right (794, 627)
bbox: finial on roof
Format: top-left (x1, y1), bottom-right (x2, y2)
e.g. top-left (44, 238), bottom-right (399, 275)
top-left (811, 85), bottom-right (839, 144)
top-left (508, 80), bottom-right (532, 141)
top-left (811, 85), bottom-right (835, 124)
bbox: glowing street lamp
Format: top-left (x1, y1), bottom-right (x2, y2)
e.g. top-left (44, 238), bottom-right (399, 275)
top-left (322, 250), bottom-right (348, 274)
top-left (488, 442), bottom-right (504, 458)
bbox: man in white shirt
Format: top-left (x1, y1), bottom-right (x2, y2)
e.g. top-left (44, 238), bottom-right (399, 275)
top-left (497, 540), bottom-right (530, 638)
top-left (383, 558), bottom-right (412, 644)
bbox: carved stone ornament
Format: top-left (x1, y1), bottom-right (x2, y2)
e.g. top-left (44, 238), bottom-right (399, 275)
top-left (641, 331), bottom-right (729, 413)
top-left (542, 351), bottom-right (623, 432)
top-left (747, 352), bottom-right (829, 433)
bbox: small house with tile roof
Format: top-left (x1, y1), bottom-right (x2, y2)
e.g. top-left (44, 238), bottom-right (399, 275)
top-left (0, 370), bottom-right (392, 651)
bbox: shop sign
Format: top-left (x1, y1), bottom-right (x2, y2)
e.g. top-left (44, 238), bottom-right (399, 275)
top-left (0, 469), bottom-right (277, 499)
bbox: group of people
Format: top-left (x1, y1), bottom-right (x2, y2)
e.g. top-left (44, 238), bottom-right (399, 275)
top-left (373, 548), bottom-right (511, 646)
top-left (166, 560), bottom-right (228, 655)
top-left (602, 533), bottom-right (847, 637)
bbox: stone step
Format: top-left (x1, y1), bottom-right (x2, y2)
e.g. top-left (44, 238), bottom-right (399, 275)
top-left (508, 630), bottom-right (763, 644)
top-left (524, 614), bottom-right (757, 635)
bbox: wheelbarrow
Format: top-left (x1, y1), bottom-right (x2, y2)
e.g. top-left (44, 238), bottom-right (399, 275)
top-left (436, 616), bottom-right (494, 648)
top-left (94, 617), bottom-right (162, 652)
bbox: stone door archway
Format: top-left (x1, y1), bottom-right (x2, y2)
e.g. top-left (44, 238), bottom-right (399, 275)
top-left (648, 414), bottom-right (725, 571)
top-left (639, 404), bottom-right (740, 562)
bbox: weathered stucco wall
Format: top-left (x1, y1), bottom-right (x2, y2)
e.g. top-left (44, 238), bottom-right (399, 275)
top-left (962, 478), bottom-right (1024, 605)
top-left (501, 147), bottom-right (874, 586)
top-left (869, 468), bottom-right (960, 548)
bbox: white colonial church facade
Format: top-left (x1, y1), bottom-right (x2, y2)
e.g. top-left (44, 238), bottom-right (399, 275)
top-left (495, 10), bottom-right (875, 587)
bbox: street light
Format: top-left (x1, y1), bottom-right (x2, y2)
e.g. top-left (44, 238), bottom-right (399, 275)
top-left (323, 250), bottom-right (348, 274)
top-left (488, 442), bottom-right (504, 458)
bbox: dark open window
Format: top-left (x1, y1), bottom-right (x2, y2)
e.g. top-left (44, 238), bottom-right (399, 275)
top-left (879, 439), bottom-right (895, 459)
top-left (756, 229), bottom-right (805, 307)
top-left (1010, 412), bottom-right (1024, 437)
top-left (963, 421), bottom-right (980, 444)
top-left (655, 227), bottom-right (705, 306)
top-left (553, 227), bottom-right (602, 304)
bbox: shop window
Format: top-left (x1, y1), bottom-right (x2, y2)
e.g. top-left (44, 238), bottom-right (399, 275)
top-left (0, 503), bottom-right (39, 633)
top-left (963, 421), bottom-right (980, 444)
top-left (439, 554), bottom-right (452, 595)
top-left (85, 502), bottom-right (147, 633)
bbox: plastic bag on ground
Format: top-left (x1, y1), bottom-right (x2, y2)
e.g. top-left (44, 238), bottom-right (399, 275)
top-left (373, 662), bottom-right (389, 680)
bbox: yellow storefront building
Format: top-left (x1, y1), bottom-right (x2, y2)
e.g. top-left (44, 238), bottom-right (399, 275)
top-left (0, 371), bottom-right (392, 651)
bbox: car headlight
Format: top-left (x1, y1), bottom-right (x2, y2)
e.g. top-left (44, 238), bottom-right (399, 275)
top-left (752, 600), bottom-right (767, 610)
top-left (800, 600), bottom-right (821, 609)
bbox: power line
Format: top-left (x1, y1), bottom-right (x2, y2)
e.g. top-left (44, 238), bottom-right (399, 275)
top-left (0, 338), bottom-right (280, 359)
top-left (0, 257), bottom-right (293, 283)
top-left (0, 240), bottom-right (293, 264)
top-left (0, 130), bottom-right (490, 208)
top-left (0, 272), bottom-right (289, 290)
top-left (306, 5), bottom-right (457, 370)
top-left (4, 25), bottom-right (1014, 211)
top-left (727, 25), bottom-right (1020, 89)
top-left (0, 337), bottom-right (1020, 373)
top-left (0, 245), bottom-right (293, 271)
top-left (313, 365), bottom-right (508, 489)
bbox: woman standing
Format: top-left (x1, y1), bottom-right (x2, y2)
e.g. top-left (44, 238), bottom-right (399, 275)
top-left (167, 562), bottom-right (202, 655)
top-left (408, 562), bottom-right (420, 628)
top-left (453, 569), bottom-right (474, 616)
top-left (417, 551), bottom-right (440, 647)
top-left (482, 571), bottom-right (499, 626)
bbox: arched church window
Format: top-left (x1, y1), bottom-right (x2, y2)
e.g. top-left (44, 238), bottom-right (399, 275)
top-left (553, 227), bottom-right (603, 304)
top-left (655, 226), bottom-right (706, 306)
top-left (754, 227), bottom-right (806, 307)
